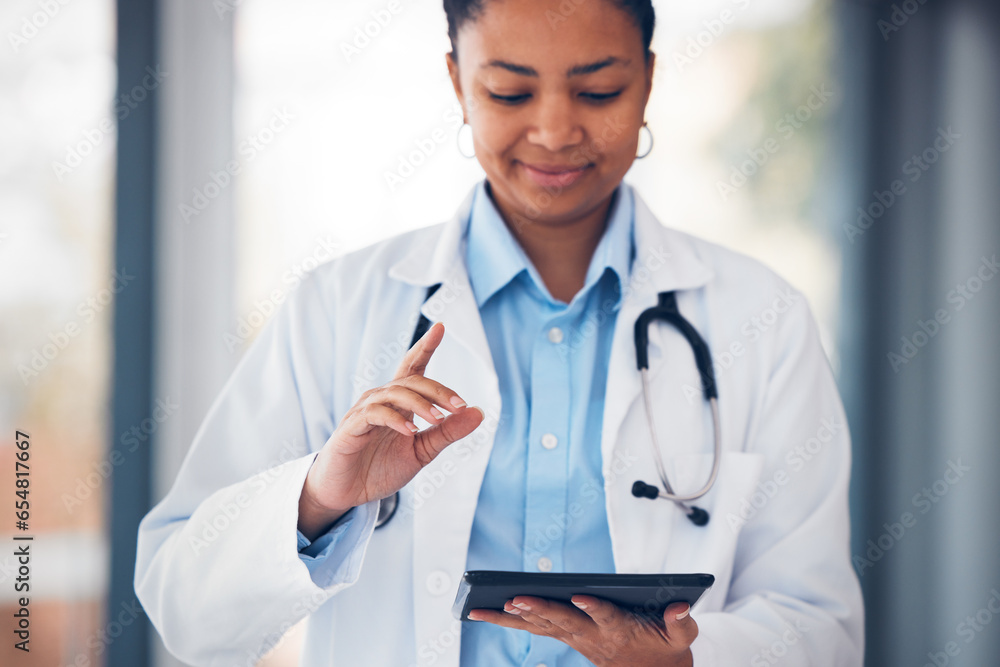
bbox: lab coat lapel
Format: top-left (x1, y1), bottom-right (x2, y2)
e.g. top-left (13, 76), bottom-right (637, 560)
top-left (387, 184), bottom-right (499, 389)
top-left (601, 188), bottom-right (713, 571)
top-left (390, 184), bottom-right (502, 667)
top-left (600, 188), bottom-right (714, 466)
top-left (411, 271), bottom-right (500, 667)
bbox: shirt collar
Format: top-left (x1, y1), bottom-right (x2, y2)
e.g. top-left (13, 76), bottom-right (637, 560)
top-left (466, 178), bottom-right (635, 309)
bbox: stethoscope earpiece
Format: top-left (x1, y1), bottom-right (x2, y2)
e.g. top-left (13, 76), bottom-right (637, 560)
top-left (631, 480), bottom-right (660, 499)
top-left (686, 506), bottom-right (710, 527)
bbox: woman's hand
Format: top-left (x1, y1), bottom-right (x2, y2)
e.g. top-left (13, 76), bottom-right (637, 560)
top-left (298, 322), bottom-right (484, 538)
top-left (468, 596), bottom-right (697, 667)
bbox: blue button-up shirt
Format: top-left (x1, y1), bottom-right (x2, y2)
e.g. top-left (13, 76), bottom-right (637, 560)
top-left (297, 178), bottom-right (636, 665)
top-left (460, 179), bottom-right (635, 666)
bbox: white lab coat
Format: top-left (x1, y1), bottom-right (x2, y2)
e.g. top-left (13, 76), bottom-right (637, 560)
top-left (135, 181), bottom-right (864, 666)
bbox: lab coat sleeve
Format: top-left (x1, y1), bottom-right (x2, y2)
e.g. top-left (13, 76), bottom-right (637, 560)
top-left (134, 269), bottom-right (381, 666)
top-left (296, 507), bottom-right (373, 587)
top-left (689, 293), bottom-right (865, 666)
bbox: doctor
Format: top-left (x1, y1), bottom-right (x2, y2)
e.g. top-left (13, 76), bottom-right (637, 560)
top-left (135, 0), bottom-right (864, 665)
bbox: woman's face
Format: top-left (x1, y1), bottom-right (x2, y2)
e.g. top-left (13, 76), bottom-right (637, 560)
top-left (447, 0), bottom-right (654, 228)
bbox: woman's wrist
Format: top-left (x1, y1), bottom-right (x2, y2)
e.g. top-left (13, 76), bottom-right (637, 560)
top-left (297, 476), bottom-right (351, 541)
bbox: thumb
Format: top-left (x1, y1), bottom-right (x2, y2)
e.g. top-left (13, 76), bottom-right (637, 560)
top-left (413, 406), bottom-right (485, 463)
top-left (662, 602), bottom-right (698, 648)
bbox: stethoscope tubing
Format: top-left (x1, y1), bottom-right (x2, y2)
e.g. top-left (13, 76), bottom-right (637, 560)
top-left (633, 291), bottom-right (720, 526)
top-left (641, 369), bottom-right (721, 504)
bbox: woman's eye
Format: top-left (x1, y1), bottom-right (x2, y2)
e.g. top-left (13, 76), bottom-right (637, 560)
top-left (581, 91), bottom-right (622, 102)
top-left (487, 90), bottom-right (623, 105)
top-left (489, 92), bottom-right (531, 105)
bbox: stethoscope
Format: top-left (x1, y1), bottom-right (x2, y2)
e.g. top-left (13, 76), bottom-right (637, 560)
top-left (373, 285), bottom-right (720, 529)
top-left (631, 290), bottom-right (720, 526)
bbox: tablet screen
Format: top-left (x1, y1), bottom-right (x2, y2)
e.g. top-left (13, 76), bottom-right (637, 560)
top-left (452, 571), bottom-right (715, 621)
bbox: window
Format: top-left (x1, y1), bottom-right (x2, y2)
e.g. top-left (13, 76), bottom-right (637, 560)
top-left (1, 0), bottom-right (116, 664)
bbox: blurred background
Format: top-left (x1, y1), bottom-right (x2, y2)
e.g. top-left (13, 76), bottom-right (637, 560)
top-left (0, 0), bottom-right (997, 665)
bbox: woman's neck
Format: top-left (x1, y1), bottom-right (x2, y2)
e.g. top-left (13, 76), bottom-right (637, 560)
top-left (487, 182), bottom-right (616, 304)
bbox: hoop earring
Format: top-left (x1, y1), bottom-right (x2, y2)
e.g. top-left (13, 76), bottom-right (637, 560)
top-left (457, 122), bottom-right (476, 158)
top-left (636, 122), bottom-right (653, 159)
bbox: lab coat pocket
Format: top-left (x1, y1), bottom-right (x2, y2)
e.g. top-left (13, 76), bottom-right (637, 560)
top-left (658, 451), bottom-right (763, 605)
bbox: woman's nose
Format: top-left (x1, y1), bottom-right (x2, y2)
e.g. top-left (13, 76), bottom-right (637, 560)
top-left (525, 96), bottom-right (584, 153)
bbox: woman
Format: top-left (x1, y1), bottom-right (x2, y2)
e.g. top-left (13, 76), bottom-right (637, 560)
top-left (135, 0), bottom-right (864, 665)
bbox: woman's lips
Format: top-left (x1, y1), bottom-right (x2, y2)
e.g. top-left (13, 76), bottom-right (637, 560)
top-left (521, 162), bottom-right (591, 188)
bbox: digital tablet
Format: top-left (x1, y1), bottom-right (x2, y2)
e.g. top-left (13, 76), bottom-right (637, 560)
top-left (452, 570), bottom-right (715, 621)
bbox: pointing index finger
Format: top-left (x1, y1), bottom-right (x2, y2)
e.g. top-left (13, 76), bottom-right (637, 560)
top-left (393, 321), bottom-right (444, 381)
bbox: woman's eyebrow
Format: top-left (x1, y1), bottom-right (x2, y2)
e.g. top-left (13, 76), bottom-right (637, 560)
top-left (480, 56), bottom-right (630, 77)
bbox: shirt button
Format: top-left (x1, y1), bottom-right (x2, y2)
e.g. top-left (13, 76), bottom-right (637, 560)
top-left (541, 433), bottom-right (558, 450)
top-left (547, 327), bottom-right (564, 344)
top-left (537, 664), bottom-right (549, 667)
top-left (537, 557), bottom-right (553, 572)
top-left (426, 570), bottom-right (451, 596)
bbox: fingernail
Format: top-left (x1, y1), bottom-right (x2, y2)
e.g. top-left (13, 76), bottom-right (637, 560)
top-left (450, 396), bottom-right (467, 408)
top-left (506, 607), bottom-right (521, 615)
top-left (467, 612), bottom-right (483, 621)
top-left (572, 600), bottom-right (588, 610)
top-left (513, 602), bottom-right (531, 611)
top-left (406, 421), bottom-right (418, 433)
top-left (675, 605), bottom-right (690, 620)
top-left (430, 406), bottom-right (444, 420)
top-left (473, 406), bottom-right (485, 419)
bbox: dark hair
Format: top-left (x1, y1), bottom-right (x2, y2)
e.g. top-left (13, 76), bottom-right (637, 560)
top-left (444, 0), bottom-right (655, 64)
